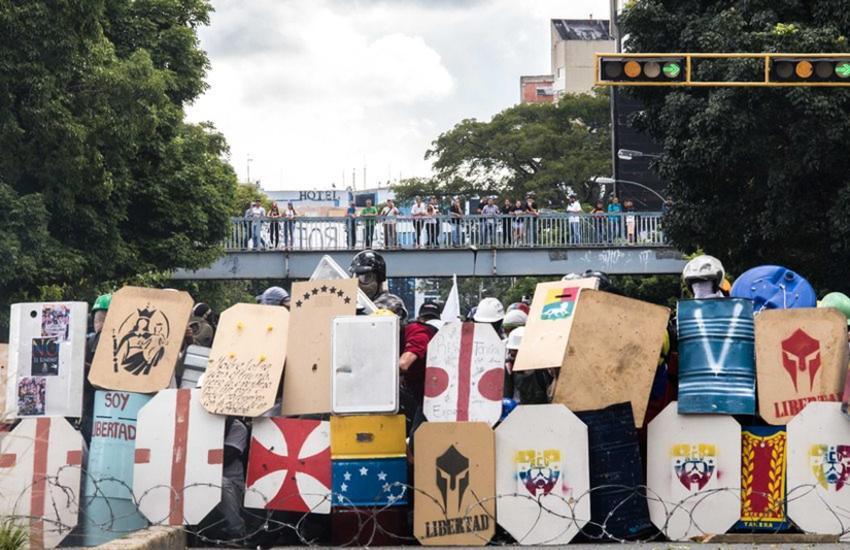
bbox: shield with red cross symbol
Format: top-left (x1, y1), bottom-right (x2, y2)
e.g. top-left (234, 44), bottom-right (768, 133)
top-left (0, 417), bottom-right (83, 549)
top-left (133, 388), bottom-right (224, 525)
top-left (244, 417), bottom-right (331, 514)
top-left (423, 321), bottom-right (505, 426)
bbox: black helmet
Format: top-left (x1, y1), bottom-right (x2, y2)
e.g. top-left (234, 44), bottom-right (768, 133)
top-left (349, 250), bottom-right (387, 284)
top-left (583, 269), bottom-right (613, 292)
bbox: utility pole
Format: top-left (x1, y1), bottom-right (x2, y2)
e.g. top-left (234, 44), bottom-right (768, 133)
top-left (609, 0), bottom-right (621, 200)
top-left (247, 155), bottom-right (253, 185)
top-left (352, 168), bottom-right (356, 191)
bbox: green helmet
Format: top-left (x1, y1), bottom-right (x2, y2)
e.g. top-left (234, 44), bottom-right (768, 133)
top-left (819, 292), bottom-right (850, 325)
top-left (92, 293), bottom-right (112, 312)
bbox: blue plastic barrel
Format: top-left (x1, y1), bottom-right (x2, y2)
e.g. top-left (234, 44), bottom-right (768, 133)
top-left (730, 265), bottom-right (816, 312)
top-left (677, 299), bottom-right (756, 415)
top-left (79, 391), bottom-right (151, 545)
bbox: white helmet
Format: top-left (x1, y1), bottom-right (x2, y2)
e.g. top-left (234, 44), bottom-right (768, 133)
top-left (562, 272), bottom-right (584, 281)
top-left (503, 309), bottom-right (528, 328)
top-left (682, 255), bottom-right (725, 291)
top-left (506, 326), bottom-right (525, 351)
top-left (473, 297), bottom-right (505, 323)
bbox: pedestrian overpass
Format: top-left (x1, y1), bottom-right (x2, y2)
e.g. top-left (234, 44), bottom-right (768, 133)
top-left (172, 213), bottom-right (686, 280)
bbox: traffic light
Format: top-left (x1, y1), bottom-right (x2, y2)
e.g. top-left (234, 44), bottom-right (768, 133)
top-left (770, 57), bottom-right (850, 82)
top-left (599, 56), bottom-right (686, 84)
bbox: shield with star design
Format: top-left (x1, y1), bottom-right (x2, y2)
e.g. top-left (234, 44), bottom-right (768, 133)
top-left (244, 417), bottom-right (332, 514)
top-left (332, 457), bottom-right (408, 507)
top-left (282, 278), bottom-right (358, 416)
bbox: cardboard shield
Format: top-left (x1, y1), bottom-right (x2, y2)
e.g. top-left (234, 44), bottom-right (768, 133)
top-left (495, 405), bottom-right (589, 545)
top-left (332, 316), bottom-right (399, 414)
top-left (787, 402), bottom-right (850, 537)
top-left (647, 402), bottom-right (741, 541)
top-left (414, 422), bottom-right (495, 546)
top-left (513, 278), bottom-right (599, 372)
top-left (737, 426), bottom-right (789, 531)
top-left (89, 287), bottom-right (193, 393)
top-left (0, 417), bottom-right (83, 548)
top-left (282, 278), bottom-right (358, 415)
top-left (552, 290), bottom-right (670, 428)
top-left (201, 303), bottom-right (289, 416)
top-left (6, 302), bottom-right (87, 418)
top-left (244, 417), bottom-right (331, 514)
top-left (133, 388), bottom-right (224, 525)
top-left (310, 254), bottom-right (377, 314)
top-left (755, 308), bottom-right (848, 425)
top-left (423, 322), bottom-right (505, 426)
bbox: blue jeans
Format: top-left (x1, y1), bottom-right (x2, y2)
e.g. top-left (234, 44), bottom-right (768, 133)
top-left (251, 221), bottom-right (264, 249)
top-left (282, 220), bottom-right (295, 248)
top-left (451, 222), bottom-right (461, 246)
top-left (570, 221), bottom-right (581, 244)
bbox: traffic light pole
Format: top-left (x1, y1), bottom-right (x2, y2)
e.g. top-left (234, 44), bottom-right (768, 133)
top-left (609, 0), bottom-right (620, 199)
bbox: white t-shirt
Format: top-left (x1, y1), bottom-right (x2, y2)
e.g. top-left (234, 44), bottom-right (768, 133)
top-left (411, 203), bottom-right (427, 216)
top-left (250, 206), bottom-right (266, 219)
top-left (567, 201), bottom-right (582, 223)
top-left (381, 206), bottom-right (398, 223)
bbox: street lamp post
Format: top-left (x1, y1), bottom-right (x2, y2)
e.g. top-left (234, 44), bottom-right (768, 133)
top-left (592, 176), bottom-right (666, 204)
top-left (617, 148), bottom-right (662, 161)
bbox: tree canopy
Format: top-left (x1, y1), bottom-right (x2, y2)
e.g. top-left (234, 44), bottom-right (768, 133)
top-left (0, 0), bottom-right (236, 306)
top-left (394, 93), bottom-right (611, 207)
top-left (621, 0), bottom-right (850, 291)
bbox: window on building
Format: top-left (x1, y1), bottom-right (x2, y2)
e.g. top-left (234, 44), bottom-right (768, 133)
top-left (557, 67), bottom-right (564, 79)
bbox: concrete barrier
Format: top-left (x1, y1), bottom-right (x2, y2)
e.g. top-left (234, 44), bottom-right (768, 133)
top-left (94, 526), bottom-right (185, 550)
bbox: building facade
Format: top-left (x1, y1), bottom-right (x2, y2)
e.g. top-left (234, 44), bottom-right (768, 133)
top-left (550, 19), bottom-right (614, 96)
top-left (519, 75), bottom-right (556, 104)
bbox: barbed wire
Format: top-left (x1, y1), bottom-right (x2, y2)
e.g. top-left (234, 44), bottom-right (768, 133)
top-left (3, 463), bottom-right (847, 548)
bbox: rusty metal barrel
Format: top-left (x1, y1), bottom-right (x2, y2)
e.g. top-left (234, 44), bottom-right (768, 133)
top-left (677, 298), bottom-right (756, 414)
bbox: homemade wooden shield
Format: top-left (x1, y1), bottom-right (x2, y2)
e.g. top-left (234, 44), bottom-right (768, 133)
top-left (282, 278), bottom-right (358, 415)
top-left (6, 302), bottom-right (87, 418)
top-left (201, 303), bottom-right (289, 416)
top-left (0, 417), bottom-right (83, 548)
top-left (244, 417), bottom-right (331, 514)
top-left (787, 402), bottom-right (850, 537)
top-left (330, 415), bottom-right (406, 459)
top-left (332, 315), bottom-right (399, 414)
top-left (513, 278), bottom-right (599, 372)
top-left (495, 405), bottom-right (589, 545)
top-left (755, 308), bottom-right (848, 425)
top-left (414, 422), bottom-right (495, 546)
top-left (423, 322), bottom-right (505, 426)
top-left (647, 402), bottom-right (741, 541)
top-left (736, 426), bottom-right (789, 531)
top-left (133, 388), bottom-right (224, 525)
top-left (310, 254), bottom-right (378, 314)
top-left (89, 287), bottom-right (193, 393)
top-left (552, 290), bottom-right (670, 428)
top-left (576, 403), bottom-right (653, 541)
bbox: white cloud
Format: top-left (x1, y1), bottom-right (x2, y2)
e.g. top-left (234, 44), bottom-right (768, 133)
top-left (187, 0), bottom-right (609, 190)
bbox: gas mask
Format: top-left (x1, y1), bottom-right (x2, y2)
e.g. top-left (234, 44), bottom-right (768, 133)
top-left (358, 272), bottom-right (380, 299)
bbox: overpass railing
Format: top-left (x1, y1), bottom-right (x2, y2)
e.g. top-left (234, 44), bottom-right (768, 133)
top-left (227, 212), bottom-right (668, 252)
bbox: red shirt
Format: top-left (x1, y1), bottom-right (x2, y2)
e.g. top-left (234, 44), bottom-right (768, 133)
top-left (402, 321), bottom-right (437, 404)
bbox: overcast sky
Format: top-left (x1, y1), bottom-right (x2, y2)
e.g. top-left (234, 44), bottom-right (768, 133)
top-left (187, 0), bottom-right (610, 191)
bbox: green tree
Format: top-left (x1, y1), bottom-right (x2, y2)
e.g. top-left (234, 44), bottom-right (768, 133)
top-left (621, 1), bottom-right (850, 291)
top-left (414, 93), bottom-right (611, 207)
top-left (0, 1), bottom-right (236, 307)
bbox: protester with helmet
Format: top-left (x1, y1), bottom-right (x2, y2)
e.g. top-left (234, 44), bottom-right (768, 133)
top-left (80, 293), bottom-right (112, 444)
top-left (473, 296), bottom-right (505, 337)
top-left (819, 292), bottom-right (850, 345)
top-left (256, 286), bottom-right (291, 309)
top-left (503, 308), bottom-right (527, 337)
top-left (349, 250), bottom-right (407, 321)
top-left (682, 254), bottom-right (725, 299)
